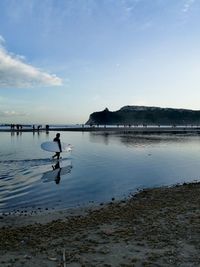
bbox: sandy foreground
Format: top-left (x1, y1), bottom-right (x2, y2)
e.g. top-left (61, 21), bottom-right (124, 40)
top-left (0, 182), bottom-right (200, 267)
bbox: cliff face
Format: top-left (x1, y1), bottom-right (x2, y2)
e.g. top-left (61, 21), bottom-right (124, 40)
top-left (86, 106), bottom-right (200, 125)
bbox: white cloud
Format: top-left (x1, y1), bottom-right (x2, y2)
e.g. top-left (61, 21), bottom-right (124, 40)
top-left (182, 0), bottom-right (195, 13)
top-left (0, 35), bottom-right (5, 45)
top-left (0, 110), bottom-right (27, 117)
top-left (0, 37), bottom-right (62, 88)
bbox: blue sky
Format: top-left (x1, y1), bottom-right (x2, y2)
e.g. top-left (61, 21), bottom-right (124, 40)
top-left (0, 0), bottom-right (200, 124)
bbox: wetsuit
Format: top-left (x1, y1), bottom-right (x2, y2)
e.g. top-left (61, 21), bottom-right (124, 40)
top-left (53, 136), bottom-right (62, 159)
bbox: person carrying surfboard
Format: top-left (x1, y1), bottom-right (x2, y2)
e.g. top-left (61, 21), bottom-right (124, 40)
top-left (52, 133), bottom-right (62, 159)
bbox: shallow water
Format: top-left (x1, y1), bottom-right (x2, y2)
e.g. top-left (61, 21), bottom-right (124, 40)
top-left (0, 131), bottom-right (200, 213)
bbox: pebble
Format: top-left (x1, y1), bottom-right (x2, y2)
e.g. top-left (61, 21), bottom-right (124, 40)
top-left (24, 255), bottom-right (32, 259)
top-left (48, 257), bottom-right (57, 261)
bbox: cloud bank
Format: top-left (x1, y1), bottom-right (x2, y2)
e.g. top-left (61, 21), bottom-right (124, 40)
top-left (0, 37), bottom-right (62, 88)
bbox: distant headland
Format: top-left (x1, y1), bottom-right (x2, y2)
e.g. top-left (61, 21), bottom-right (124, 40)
top-left (86, 106), bottom-right (200, 126)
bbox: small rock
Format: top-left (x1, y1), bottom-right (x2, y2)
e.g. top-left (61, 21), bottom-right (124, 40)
top-left (24, 255), bottom-right (32, 259)
top-left (48, 257), bottom-right (57, 261)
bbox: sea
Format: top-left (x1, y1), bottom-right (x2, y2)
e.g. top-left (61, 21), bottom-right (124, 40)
top-left (0, 129), bottom-right (200, 214)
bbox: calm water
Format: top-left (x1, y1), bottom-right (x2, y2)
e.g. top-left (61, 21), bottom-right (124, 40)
top-left (0, 131), bottom-right (200, 214)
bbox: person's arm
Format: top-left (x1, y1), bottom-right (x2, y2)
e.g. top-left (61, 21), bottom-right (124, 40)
top-left (58, 140), bottom-right (62, 152)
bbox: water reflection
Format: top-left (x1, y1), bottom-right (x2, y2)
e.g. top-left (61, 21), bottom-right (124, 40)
top-left (10, 131), bottom-right (23, 137)
top-left (89, 132), bottom-right (200, 147)
top-left (1, 131), bottom-right (200, 213)
top-left (0, 156), bottom-right (73, 212)
top-left (41, 159), bottom-right (72, 184)
top-left (89, 132), bottom-right (110, 145)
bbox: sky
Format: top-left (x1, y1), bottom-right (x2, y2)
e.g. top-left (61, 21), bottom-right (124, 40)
top-left (0, 0), bottom-right (200, 124)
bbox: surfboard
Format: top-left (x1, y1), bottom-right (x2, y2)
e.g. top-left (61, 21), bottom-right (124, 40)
top-left (41, 141), bottom-right (72, 153)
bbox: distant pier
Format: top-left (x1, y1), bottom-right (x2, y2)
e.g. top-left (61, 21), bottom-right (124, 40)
top-left (1, 125), bottom-right (200, 134)
top-left (47, 126), bottom-right (200, 134)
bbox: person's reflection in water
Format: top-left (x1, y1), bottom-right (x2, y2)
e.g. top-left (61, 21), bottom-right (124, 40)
top-left (52, 161), bottom-right (61, 184)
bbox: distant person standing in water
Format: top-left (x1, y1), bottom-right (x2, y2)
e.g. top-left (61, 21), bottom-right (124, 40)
top-left (52, 133), bottom-right (62, 159)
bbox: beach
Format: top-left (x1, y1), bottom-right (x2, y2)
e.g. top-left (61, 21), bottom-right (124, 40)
top-left (0, 182), bottom-right (199, 267)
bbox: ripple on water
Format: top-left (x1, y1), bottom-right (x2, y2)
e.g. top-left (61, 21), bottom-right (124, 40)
top-left (0, 156), bottom-right (73, 212)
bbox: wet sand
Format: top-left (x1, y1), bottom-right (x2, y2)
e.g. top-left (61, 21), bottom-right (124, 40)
top-left (0, 182), bottom-right (200, 267)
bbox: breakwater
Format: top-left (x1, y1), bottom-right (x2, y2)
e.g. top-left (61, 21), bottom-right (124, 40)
top-left (1, 125), bottom-right (200, 134)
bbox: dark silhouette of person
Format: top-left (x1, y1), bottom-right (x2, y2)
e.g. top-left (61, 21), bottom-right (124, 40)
top-left (52, 161), bottom-right (61, 184)
top-left (45, 125), bottom-right (49, 134)
top-left (52, 133), bottom-right (62, 159)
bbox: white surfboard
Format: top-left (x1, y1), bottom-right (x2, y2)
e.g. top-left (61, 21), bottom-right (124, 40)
top-left (41, 141), bottom-right (72, 153)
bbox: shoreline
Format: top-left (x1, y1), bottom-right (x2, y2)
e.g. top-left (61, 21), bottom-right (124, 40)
top-left (1, 182), bottom-right (200, 266)
top-left (0, 126), bottom-right (200, 134)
